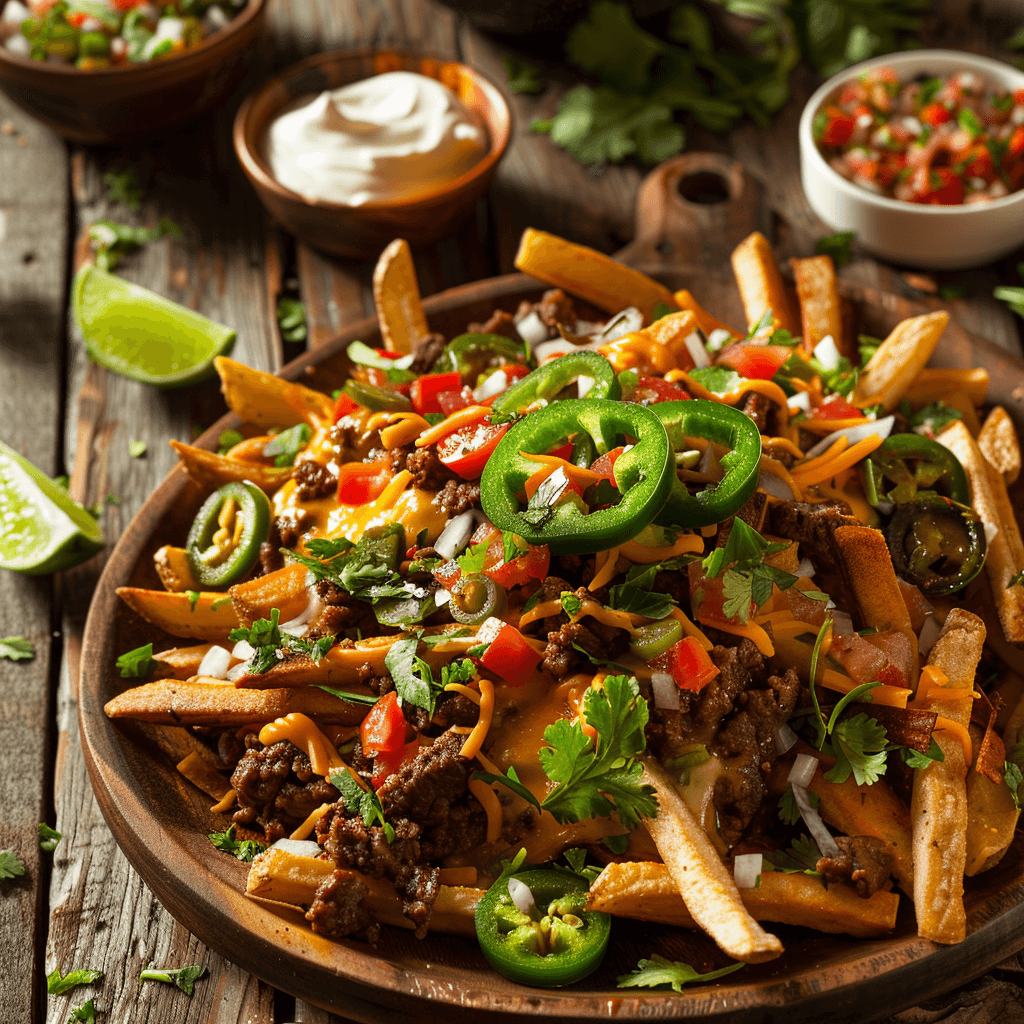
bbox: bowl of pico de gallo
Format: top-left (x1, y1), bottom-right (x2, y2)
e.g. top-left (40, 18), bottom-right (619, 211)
top-left (799, 49), bottom-right (1024, 269)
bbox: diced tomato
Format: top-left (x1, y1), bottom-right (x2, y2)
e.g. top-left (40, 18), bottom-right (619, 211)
top-left (476, 619), bottom-right (542, 687)
top-left (1009, 125), bottom-right (1024, 159)
top-left (332, 391), bottom-right (360, 422)
top-left (920, 102), bottom-right (954, 126)
top-left (961, 144), bottom-right (994, 180)
top-left (433, 558), bottom-right (462, 590)
top-left (839, 82), bottom-right (868, 106)
top-left (337, 461), bottom-right (391, 505)
top-left (590, 445), bottom-right (625, 486)
top-left (624, 376), bottom-right (691, 404)
top-left (436, 386), bottom-right (476, 415)
top-left (655, 637), bottom-right (720, 692)
top-left (921, 167), bottom-right (965, 205)
top-left (360, 692), bottom-right (409, 757)
top-left (816, 106), bottom-right (856, 146)
top-left (549, 441), bottom-right (574, 461)
top-left (370, 740), bottom-right (418, 788)
top-left (1015, 89), bottom-right (1024, 106)
top-left (436, 421), bottom-right (509, 480)
top-left (410, 372), bottom-right (462, 415)
top-left (815, 394), bottom-right (863, 420)
top-left (688, 562), bottom-right (754, 627)
top-left (487, 543), bottom-right (550, 588)
top-left (717, 344), bottom-right (791, 380)
top-left (786, 588), bottom-right (828, 628)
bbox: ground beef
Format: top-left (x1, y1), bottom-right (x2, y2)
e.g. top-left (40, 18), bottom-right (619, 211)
top-left (259, 518), bottom-right (285, 576)
top-left (306, 869), bottom-right (378, 941)
top-left (467, 309), bottom-right (522, 340)
top-left (327, 421), bottom-right (359, 463)
top-left (409, 332), bottom-right (447, 375)
top-left (395, 445), bottom-right (454, 490)
top-left (376, 730), bottom-right (474, 824)
top-left (293, 460), bottom-right (338, 501)
top-left (542, 615), bottom-right (631, 679)
top-left (515, 288), bottom-right (578, 336)
top-left (432, 692), bottom-right (481, 730)
top-left (740, 391), bottom-right (772, 434)
top-left (230, 739), bottom-right (340, 842)
top-left (275, 514), bottom-right (303, 549)
top-left (519, 575), bottom-right (575, 640)
top-left (432, 479), bottom-right (482, 517)
top-left (309, 581), bottom-right (378, 640)
top-left (816, 835), bottom-right (894, 898)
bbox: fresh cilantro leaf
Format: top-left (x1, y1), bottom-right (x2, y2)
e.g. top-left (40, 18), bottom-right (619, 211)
top-left (104, 167), bottom-right (143, 210)
top-left (539, 674), bottom-right (657, 830)
top-left (909, 401), bottom-right (961, 436)
top-left (441, 658), bottom-right (476, 688)
top-left (0, 636), bottom-right (35, 661)
top-left (689, 366), bottom-right (742, 395)
top-left (764, 833), bottom-right (822, 875)
top-left (217, 429), bottom-right (244, 454)
top-left (1009, 570), bottom-right (1024, 589)
top-left (812, 352), bottom-right (859, 398)
top-left (617, 954), bottom-right (744, 992)
top-left (116, 643), bottom-right (153, 678)
top-left (900, 737), bottom-right (945, 769)
top-left (995, 285), bottom-right (1024, 319)
top-left (419, 628), bottom-right (473, 647)
top-left (958, 108), bottom-right (982, 139)
top-left (664, 745), bottom-right (710, 785)
top-left (569, 642), bottom-right (632, 674)
top-left (825, 713), bottom-right (889, 786)
top-left (208, 825), bottom-right (266, 863)
top-left (602, 833), bottom-right (630, 854)
top-left (608, 564), bottom-right (676, 619)
top-left (474, 765), bottom-right (542, 813)
top-left (39, 823), bottom-right (61, 851)
top-left (317, 685), bottom-right (378, 706)
top-left (0, 849), bottom-right (25, 880)
top-left (503, 54), bottom-right (545, 94)
top-left (128, 440), bottom-right (146, 458)
top-left (560, 591), bottom-right (583, 617)
top-left (502, 531), bottom-right (528, 564)
top-left (140, 964), bottom-right (207, 995)
top-left (329, 766), bottom-right (394, 842)
top-left (825, 681), bottom-right (881, 735)
top-left (286, 634), bottom-right (334, 665)
top-left (858, 334), bottom-right (882, 367)
top-left (262, 423), bottom-right (311, 467)
top-left (229, 609), bottom-right (283, 675)
top-left (457, 541), bottom-right (490, 575)
top-left (777, 786), bottom-right (818, 826)
top-left (703, 520), bottom-right (795, 622)
top-left (67, 999), bottom-right (96, 1024)
top-left (305, 538), bottom-right (354, 559)
top-left (816, 230), bottom-right (855, 267)
top-left (721, 568), bottom-right (755, 622)
top-left (384, 637), bottom-right (442, 716)
top-left (650, 301), bottom-right (675, 322)
top-left (47, 968), bottom-right (103, 995)
top-left (277, 297), bottom-right (307, 343)
top-left (185, 590), bottom-right (200, 612)
top-left (89, 216), bottom-right (181, 271)
top-left (562, 847), bottom-right (601, 882)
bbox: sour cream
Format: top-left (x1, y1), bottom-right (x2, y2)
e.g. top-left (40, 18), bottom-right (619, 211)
top-left (264, 71), bottom-right (488, 206)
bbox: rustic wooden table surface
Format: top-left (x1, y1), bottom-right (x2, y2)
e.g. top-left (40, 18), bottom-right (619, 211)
top-left (3, 1), bottom-right (1024, 1022)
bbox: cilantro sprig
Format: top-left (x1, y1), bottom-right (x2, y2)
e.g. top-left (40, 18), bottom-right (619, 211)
top-left (116, 643), bottom-right (153, 678)
top-left (208, 825), bottom-right (266, 863)
top-left (616, 954), bottom-right (744, 991)
top-left (140, 964), bottom-right (207, 995)
top-left (608, 564), bottom-right (676, 619)
top-left (0, 636), bottom-right (35, 661)
top-left (329, 766), bottom-right (395, 842)
top-left (0, 849), bottom-right (25, 880)
top-left (47, 968), bottom-right (103, 995)
top-left (228, 609), bottom-right (333, 675)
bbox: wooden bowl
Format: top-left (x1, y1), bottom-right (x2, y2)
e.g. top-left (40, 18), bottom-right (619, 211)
top-left (0, 0), bottom-right (266, 144)
top-left (80, 267), bottom-right (1024, 1023)
top-left (429, 0), bottom-right (672, 35)
top-left (232, 49), bottom-right (511, 257)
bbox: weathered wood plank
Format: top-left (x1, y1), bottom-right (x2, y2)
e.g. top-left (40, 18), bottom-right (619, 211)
top-left (0, 93), bottom-right (68, 1024)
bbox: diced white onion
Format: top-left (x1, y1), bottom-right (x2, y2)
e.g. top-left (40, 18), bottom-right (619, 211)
top-left (515, 310), bottom-right (548, 347)
top-left (812, 335), bottom-right (841, 372)
top-left (903, 115), bottom-right (923, 136)
top-left (793, 782), bottom-right (840, 858)
top-left (197, 645), bottom-right (232, 680)
top-left (268, 838), bottom-right (322, 857)
top-left (4, 32), bottom-right (29, 53)
top-left (699, 443), bottom-right (715, 476)
top-left (203, 4), bottom-right (229, 29)
top-left (226, 661), bottom-right (250, 682)
top-left (787, 391), bottom-right (811, 413)
top-left (804, 416), bottom-right (895, 460)
top-left (758, 468), bottom-right (797, 500)
top-left (600, 307), bottom-right (643, 342)
top-left (918, 613), bottom-right (943, 658)
top-left (788, 753), bottom-right (819, 789)
top-left (831, 609), bottom-right (855, 637)
top-left (574, 319), bottom-right (600, 336)
top-left (534, 339), bottom-right (575, 363)
top-left (473, 369), bottom-right (508, 403)
top-left (231, 639), bottom-right (255, 661)
top-left (682, 331), bottom-right (711, 369)
top-left (279, 580), bottom-right (324, 632)
top-left (775, 722), bottom-right (798, 755)
top-left (876, 499), bottom-right (894, 516)
top-left (508, 877), bottom-right (535, 914)
top-left (577, 374), bottom-right (596, 398)
top-left (435, 511), bottom-right (476, 561)
top-left (79, 15), bottom-right (101, 32)
top-left (435, 588), bottom-right (452, 607)
top-left (279, 622), bottom-right (307, 638)
top-left (984, 520), bottom-right (998, 547)
top-left (795, 557), bottom-right (815, 579)
top-left (733, 853), bottom-right (762, 890)
top-left (706, 328), bottom-right (732, 353)
top-left (1, 0), bottom-right (30, 24)
top-left (1013, 105), bottom-right (1024, 127)
top-left (651, 672), bottom-right (680, 710)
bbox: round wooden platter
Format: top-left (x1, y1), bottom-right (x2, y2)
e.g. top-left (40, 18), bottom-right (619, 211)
top-left (80, 154), bottom-right (1024, 1023)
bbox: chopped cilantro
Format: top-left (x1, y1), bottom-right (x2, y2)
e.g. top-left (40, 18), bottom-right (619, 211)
top-left (560, 591), bottom-right (583, 617)
top-left (608, 563), bottom-right (676, 619)
top-left (384, 636), bottom-right (444, 716)
top-left (128, 440), bottom-right (146, 458)
top-left (185, 590), bottom-right (200, 612)
top-left (1005, 741), bottom-right (1024, 810)
top-left (958, 108), bottom-right (982, 139)
top-left (329, 766), bottom-right (394, 842)
top-left (562, 847), bottom-right (602, 882)
top-left (815, 230), bottom-right (855, 268)
top-left (67, 999), bottom-right (96, 1024)
top-left (116, 643), bottom-right (153, 678)
top-left (617, 954), bottom-right (744, 992)
top-left (900, 737), bottom-right (945, 769)
top-left (39, 823), bottom-right (61, 851)
top-left (474, 764), bottom-right (541, 813)
top-left (0, 849), bottom-right (25, 880)
top-left (1009, 570), bottom-right (1024, 589)
top-left (456, 540), bottom-right (490, 575)
top-left (502, 531), bottom-right (528, 564)
top-left (47, 968), bottom-right (103, 995)
top-left (995, 285), bottom-right (1024, 319)
top-left (262, 423), bottom-right (312, 467)
top-left (688, 366), bottom-right (742, 395)
top-left (825, 713), bottom-right (889, 786)
top-left (216, 429), bottom-right (245, 454)
top-left (0, 636), bottom-right (35, 661)
top-left (777, 786), bottom-right (818, 826)
top-left (764, 833), bottom-right (822, 875)
top-left (503, 54), bottom-right (545, 94)
top-left (89, 216), bottom-right (181, 271)
top-left (276, 297), bottom-right (307, 344)
top-left (602, 833), bottom-right (630, 854)
top-left (208, 824), bottom-right (266, 863)
top-left (440, 657), bottom-right (476, 688)
top-left (909, 401), bottom-right (961, 436)
top-left (857, 334), bottom-right (882, 367)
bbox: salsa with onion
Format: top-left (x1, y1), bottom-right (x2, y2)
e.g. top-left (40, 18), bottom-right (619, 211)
top-left (814, 66), bottom-right (1024, 204)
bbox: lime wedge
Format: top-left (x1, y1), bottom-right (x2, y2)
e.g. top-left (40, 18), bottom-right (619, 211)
top-left (0, 441), bottom-right (103, 574)
top-left (72, 265), bottom-right (236, 388)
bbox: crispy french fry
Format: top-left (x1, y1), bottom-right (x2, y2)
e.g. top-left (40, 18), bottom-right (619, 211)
top-left (978, 406), bottom-right (1021, 486)
top-left (730, 232), bottom-right (799, 335)
top-left (911, 608), bottom-right (986, 943)
top-left (373, 239), bottom-right (429, 355)
top-left (177, 750), bottom-right (231, 801)
top-left (214, 356), bottom-right (335, 429)
top-left (154, 545), bottom-right (200, 593)
top-left (229, 563), bottom-right (310, 627)
top-left (246, 847), bottom-right (480, 936)
top-left (514, 228), bottom-right (676, 321)
top-left (104, 678), bottom-right (370, 726)
top-left (117, 587), bottom-right (237, 640)
top-left (939, 420), bottom-right (1024, 643)
top-left (170, 440), bottom-right (291, 494)
top-left (152, 643), bottom-right (215, 679)
top-left (901, 367), bottom-right (989, 407)
top-left (587, 861), bottom-right (899, 938)
top-left (851, 311), bottom-right (948, 411)
top-left (639, 755), bottom-right (782, 963)
top-left (791, 255), bottom-right (844, 354)
top-left (672, 289), bottom-right (740, 338)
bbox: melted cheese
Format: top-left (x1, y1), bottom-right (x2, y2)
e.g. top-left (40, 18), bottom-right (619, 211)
top-left (289, 801), bottom-right (332, 840)
top-left (326, 477), bottom-right (448, 545)
top-left (664, 370), bottom-right (790, 428)
top-left (444, 682), bottom-right (482, 704)
top-left (209, 788), bottom-right (237, 813)
top-left (259, 713), bottom-right (345, 777)
top-left (599, 332), bottom-right (678, 374)
top-left (588, 534), bottom-right (703, 591)
top-left (792, 437), bottom-right (848, 477)
top-left (365, 411), bottom-right (431, 449)
top-left (710, 618), bottom-right (775, 657)
top-left (934, 715), bottom-right (973, 767)
top-left (518, 598), bottom-right (642, 634)
top-left (414, 406), bottom-right (491, 447)
top-left (680, 754), bottom-right (727, 856)
top-left (669, 607), bottom-right (712, 650)
top-left (761, 435), bottom-right (804, 459)
top-left (461, 678), bottom-right (495, 760)
top-left (820, 668), bottom-right (912, 709)
top-left (468, 778), bottom-right (503, 843)
top-left (790, 435), bottom-right (884, 487)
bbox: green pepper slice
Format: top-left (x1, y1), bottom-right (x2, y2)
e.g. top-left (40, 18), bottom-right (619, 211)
top-left (629, 617), bottom-right (684, 661)
top-left (432, 332), bottom-right (533, 384)
top-left (475, 869), bottom-right (611, 987)
top-left (480, 398), bottom-right (673, 555)
top-left (885, 494), bottom-right (986, 595)
top-left (863, 434), bottom-right (969, 507)
top-left (651, 399), bottom-right (762, 528)
top-left (186, 481), bottom-right (271, 587)
top-left (342, 379), bottom-right (412, 412)
top-left (490, 352), bottom-right (621, 419)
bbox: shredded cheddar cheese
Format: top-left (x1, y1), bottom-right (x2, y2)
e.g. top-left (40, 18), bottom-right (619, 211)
top-left (518, 597), bottom-right (642, 634)
top-left (934, 715), bottom-right (973, 768)
top-left (791, 435), bottom-right (884, 487)
top-left (289, 802), bottom-right (332, 841)
top-left (461, 678), bottom-right (495, 761)
top-left (710, 618), bottom-right (775, 657)
top-left (468, 778), bottom-right (503, 843)
top-left (443, 682), bottom-right (482, 704)
top-left (669, 606), bottom-right (712, 650)
top-left (414, 406), bottom-right (491, 447)
top-left (259, 713), bottom-right (345, 777)
top-left (209, 788), bottom-right (237, 813)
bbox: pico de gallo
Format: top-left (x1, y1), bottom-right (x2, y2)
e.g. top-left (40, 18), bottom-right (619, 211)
top-left (814, 65), bottom-right (1024, 204)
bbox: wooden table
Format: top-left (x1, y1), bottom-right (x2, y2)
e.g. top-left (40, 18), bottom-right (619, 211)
top-left (2, 2), bottom-right (1024, 1022)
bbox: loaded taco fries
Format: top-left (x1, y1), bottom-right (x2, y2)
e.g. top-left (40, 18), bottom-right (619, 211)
top-left (106, 229), bottom-right (1024, 984)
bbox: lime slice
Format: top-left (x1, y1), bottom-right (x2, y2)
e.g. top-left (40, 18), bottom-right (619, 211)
top-left (0, 441), bottom-right (103, 574)
top-left (72, 265), bottom-right (236, 389)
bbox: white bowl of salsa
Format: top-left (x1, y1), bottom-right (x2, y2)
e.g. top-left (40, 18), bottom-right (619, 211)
top-left (799, 49), bottom-right (1024, 269)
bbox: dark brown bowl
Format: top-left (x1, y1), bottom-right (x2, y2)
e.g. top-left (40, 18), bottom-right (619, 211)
top-left (431, 0), bottom-right (672, 35)
top-left (0, 0), bottom-right (266, 144)
top-left (232, 49), bottom-right (512, 258)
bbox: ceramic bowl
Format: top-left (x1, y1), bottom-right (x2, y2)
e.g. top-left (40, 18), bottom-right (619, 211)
top-left (232, 49), bottom-right (511, 258)
top-left (799, 49), bottom-right (1024, 269)
top-left (0, 0), bottom-right (266, 144)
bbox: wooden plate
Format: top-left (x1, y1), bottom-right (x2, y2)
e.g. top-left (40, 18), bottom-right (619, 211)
top-left (80, 155), bottom-right (1024, 1022)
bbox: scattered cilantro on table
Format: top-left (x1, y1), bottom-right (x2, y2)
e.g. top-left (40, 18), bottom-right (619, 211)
top-left (0, 636), bottom-right (35, 661)
top-left (89, 217), bottom-right (181, 272)
top-left (67, 999), bottom-right (96, 1024)
top-left (128, 440), bottom-right (146, 458)
top-left (277, 297), bottom-right (307, 344)
top-left (140, 964), bottom-right (207, 995)
top-left (47, 968), bottom-right (103, 996)
top-left (39, 823), bottom-right (61, 851)
top-left (815, 230), bottom-right (855, 267)
top-left (503, 55), bottom-right (546, 94)
top-left (228, 608), bottom-right (334, 675)
top-left (329, 766), bottom-right (395, 842)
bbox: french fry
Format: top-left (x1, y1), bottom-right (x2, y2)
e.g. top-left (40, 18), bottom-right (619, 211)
top-left (177, 750), bottom-right (232, 801)
top-left (730, 232), bottom-right (799, 335)
top-left (639, 755), bottom-right (783, 963)
top-left (229, 563), bottom-right (310, 627)
top-left (978, 406), bottom-right (1021, 486)
top-left (911, 608), bottom-right (986, 943)
top-left (154, 545), bottom-right (200, 593)
top-left (152, 643), bottom-right (215, 679)
top-left (169, 440), bottom-right (291, 494)
top-left (851, 311), bottom-right (948, 411)
top-left (901, 367), bottom-right (989, 407)
top-left (587, 861), bottom-right (899, 938)
top-left (104, 678), bottom-right (370, 726)
top-left (672, 289), bottom-right (740, 338)
top-left (117, 587), bottom-right (238, 640)
top-left (934, 389), bottom-right (982, 436)
top-left (514, 228), bottom-right (677, 321)
top-left (790, 255), bottom-right (844, 354)
top-left (373, 239), bottom-right (430, 355)
top-left (214, 356), bottom-right (335, 429)
top-left (938, 420), bottom-right (1024, 643)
